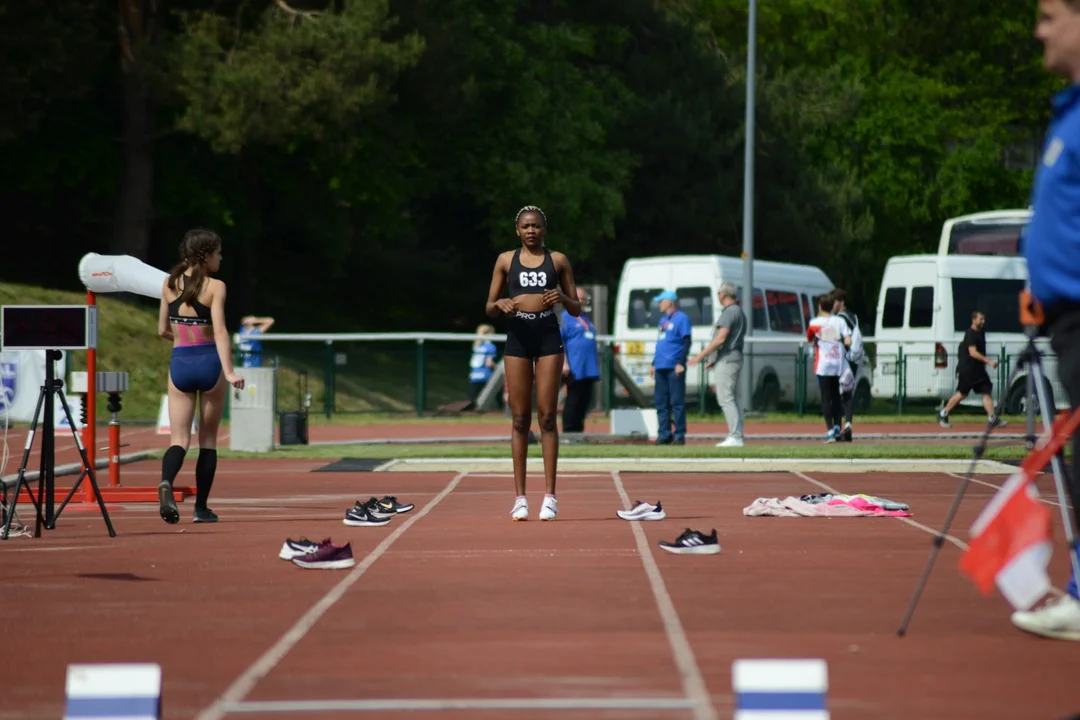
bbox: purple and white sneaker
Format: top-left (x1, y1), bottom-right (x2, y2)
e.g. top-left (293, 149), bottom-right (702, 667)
top-left (278, 537), bottom-right (329, 560)
top-left (292, 541), bottom-right (356, 569)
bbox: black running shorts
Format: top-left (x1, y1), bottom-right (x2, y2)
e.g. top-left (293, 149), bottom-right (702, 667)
top-left (504, 309), bottom-right (564, 359)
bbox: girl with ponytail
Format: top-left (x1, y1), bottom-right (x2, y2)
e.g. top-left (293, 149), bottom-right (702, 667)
top-left (156, 229), bottom-right (245, 525)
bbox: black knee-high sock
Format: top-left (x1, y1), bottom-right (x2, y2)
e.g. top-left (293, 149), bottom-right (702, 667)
top-left (162, 445), bottom-right (186, 486)
top-left (195, 449), bottom-right (218, 510)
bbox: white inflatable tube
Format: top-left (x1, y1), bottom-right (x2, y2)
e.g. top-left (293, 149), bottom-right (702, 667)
top-left (78, 253), bottom-right (168, 299)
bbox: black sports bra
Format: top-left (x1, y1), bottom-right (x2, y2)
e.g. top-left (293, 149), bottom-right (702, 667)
top-left (507, 249), bottom-right (558, 298)
top-left (168, 276), bottom-right (212, 326)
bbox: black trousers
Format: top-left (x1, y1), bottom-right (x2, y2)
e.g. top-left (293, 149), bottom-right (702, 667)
top-left (562, 377), bottom-right (596, 432)
top-left (817, 375), bottom-right (843, 431)
top-left (1048, 308), bottom-right (1080, 533)
top-left (839, 359), bottom-right (857, 425)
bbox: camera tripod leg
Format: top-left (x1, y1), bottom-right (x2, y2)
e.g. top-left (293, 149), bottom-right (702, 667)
top-left (1031, 361), bottom-right (1080, 587)
top-left (896, 349), bottom-right (1025, 637)
top-left (49, 389), bottom-right (116, 537)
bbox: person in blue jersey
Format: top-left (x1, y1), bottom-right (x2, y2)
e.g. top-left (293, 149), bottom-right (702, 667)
top-left (486, 205), bottom-right (582, 522)
top-left (1009, 0), bottom-right (1080, 641)
top-left (649, 290), bottom-right (692, 445)
top-left (156, 229), bottom-right (245, 526)
top-left (560, 287), bottom-right (599, 432)
top-left (238, 315), bottom-right (275, 368)
top-left (467, 324), bottom-right (497, 406)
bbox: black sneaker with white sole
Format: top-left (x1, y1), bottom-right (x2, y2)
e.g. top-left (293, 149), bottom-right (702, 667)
top-left (343, 504), bottom-right (392, 527)
top-left (354, 497), bottom-right (397, 519)
top-left (376, 496), bottom-right (414, 514)
top-left (658, 528), bottom-right (721, 555)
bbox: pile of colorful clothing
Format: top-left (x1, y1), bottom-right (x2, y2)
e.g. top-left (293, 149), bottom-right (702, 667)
top-left (743, 493), bottom-right (912, 518)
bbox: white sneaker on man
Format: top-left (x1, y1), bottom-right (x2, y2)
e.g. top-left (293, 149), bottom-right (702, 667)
top-left (716, 436), bottom-right (744, 448)
top-left (1010, 594), bottom-right (1080, 641)
top-left (510, 497), bottom-right (529, 521)
top-left (539, 495), bottom-right (558, 521)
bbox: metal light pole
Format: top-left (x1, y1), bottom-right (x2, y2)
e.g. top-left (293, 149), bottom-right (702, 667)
top-left (740, 0), bottom-right (757, 413)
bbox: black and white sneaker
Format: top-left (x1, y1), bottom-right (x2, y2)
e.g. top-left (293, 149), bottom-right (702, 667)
top-left (376, 496), bottom-right (414, 514)
top-left (278, 537), bottom-right (327, 560)
top-left (617, 500), bottom-right (666, 521)
top-left (343, 504), bottom-right (392, 527)
top-left (658, 528), bottom-right (721, 555)
top-left (354, 497), bottom-right (396, 519)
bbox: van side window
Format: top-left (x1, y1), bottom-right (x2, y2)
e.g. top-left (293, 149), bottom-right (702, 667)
top-left (736, 288), bottom-right (768, 330)
top-left (627, 288), bottom-right (664, 329)
top-left (766, 290), bottom-right (803, 333)
top-left (676, 286), bottom-right (713, 326)
top-left (801, 294), bottom-right (812, 325)
top-left (909, 286), bottom-right (934, 328)
top-left (882, 287), bottom-right (906, 328)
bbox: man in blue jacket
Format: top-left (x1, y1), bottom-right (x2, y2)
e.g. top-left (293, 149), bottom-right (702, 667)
top-left (649, 290), bottom-right (692, 445)
top-left (1010, 0), bottom-right (1080, 641)
top-left (560, 287), bottom-right (600, 432)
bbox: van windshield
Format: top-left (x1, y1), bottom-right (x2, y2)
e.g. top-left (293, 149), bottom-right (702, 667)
top-left (951, 278), bottom-right (1025, 334)
top-left (947, 218), bottom-right (1027, 256)
top-left (626, 287), bottom-right (715, 328)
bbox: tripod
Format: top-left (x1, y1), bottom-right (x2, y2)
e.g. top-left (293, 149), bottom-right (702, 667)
top-left (896, 324), bottom-right (1080, 636)
top-left (0, 350), bottom-right (115, 540)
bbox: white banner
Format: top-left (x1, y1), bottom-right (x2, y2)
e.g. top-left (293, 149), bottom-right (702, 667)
top-left (0, 349), bottom-right (77, 428)
top-left (78, 253), bottom-right (168, 299)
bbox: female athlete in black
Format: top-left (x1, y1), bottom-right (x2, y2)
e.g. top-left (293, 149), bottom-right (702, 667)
top-left (486, 206), bottom-right (581, 521)
top-left (156, 229), bottom-right (245, 525)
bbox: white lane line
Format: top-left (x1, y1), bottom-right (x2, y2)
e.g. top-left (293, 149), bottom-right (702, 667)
top-left (194, 471), bottom-right (466, 720)
top-left (611, 470), bottom-right (717, 720)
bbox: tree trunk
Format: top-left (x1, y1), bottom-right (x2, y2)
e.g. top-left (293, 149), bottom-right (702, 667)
top-left (111, 73), bottom-right (155, 258)
top-left (110, 0), bottom-right (158, 259)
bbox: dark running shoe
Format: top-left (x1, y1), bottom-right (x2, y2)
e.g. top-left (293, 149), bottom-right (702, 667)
top-left (292, 541), bottom-right (356, 570)
top-left (193, 507), bottom-right (218, 523)
top-left (279, 537), bottom-right (329, 560)
top-left (343, 504), bottom-right (392, 527)
top-left (354, 497), bottom-right (396, 519)
top-left (377, 496), bottom-right (414, 514)
top-left (158, 480), bottom-right (179, 525)
top-left (658, 528), bottom-right (721, 555)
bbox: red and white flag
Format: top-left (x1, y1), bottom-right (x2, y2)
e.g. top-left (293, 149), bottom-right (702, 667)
top-left (958, 408), bottom-right (1080, 609)
top-left (958, 470), bottom-right (1053, 610)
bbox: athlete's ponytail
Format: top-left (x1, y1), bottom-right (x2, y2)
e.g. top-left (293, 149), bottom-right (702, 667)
top-left (167, 229), bottom-right (221, 305)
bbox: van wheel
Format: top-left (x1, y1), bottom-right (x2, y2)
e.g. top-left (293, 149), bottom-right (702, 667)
top-left (1005, 378), bottom-right (1056, 417)
top-left (853, 379), bottom-right (871, 414)
top-left (755, 376), bottom-right (780, 412)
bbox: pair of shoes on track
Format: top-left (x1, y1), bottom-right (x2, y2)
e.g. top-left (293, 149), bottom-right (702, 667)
top-left (279, 537), bottom-right (355, 569)
top-left (510, 495), bottom-right (558, 522)
top-left (617, 499), bottom-right (720, 555)
top-left (157, 481), bottom-right (217, 525)
top-left (343, 496), bottom-right (414, 526)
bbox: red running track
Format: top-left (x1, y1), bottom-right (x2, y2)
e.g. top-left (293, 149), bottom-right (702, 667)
top-left (1, 459), bottom-right (1077, 719)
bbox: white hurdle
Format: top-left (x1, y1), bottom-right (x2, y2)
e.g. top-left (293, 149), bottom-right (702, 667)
top-left (732, 658), bottom-right (829, 719)
top-left (64, 663), bottom-right (162, 720)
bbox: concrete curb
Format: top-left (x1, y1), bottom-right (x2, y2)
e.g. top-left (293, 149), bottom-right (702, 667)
top-left (380, 457), bottom-right (1016, 475)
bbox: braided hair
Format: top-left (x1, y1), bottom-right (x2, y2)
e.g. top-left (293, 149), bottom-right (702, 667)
top-left (167, 228), bottom-right (222, 306)
top-left (515, 205), bottom-right (547, 227)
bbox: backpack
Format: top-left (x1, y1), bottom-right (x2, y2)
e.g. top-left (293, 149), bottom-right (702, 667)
top-left (840, 311), bottom-right (864, 365)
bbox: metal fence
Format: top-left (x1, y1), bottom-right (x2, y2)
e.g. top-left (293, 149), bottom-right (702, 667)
top-left (237, 332), bottom-right (1066, 420)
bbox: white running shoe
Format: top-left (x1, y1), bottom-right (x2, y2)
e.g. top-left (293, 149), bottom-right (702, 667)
top-left (617, 500), bottom-right (666, 521)
top-left (1010, 594), bottom-right (1080, 641)
top-left (716, 436), bottom-right (744, 448)
top-left (539, 495), bottom-right (558, 521)
top-left (510, 497), bottom-right (529, 521)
